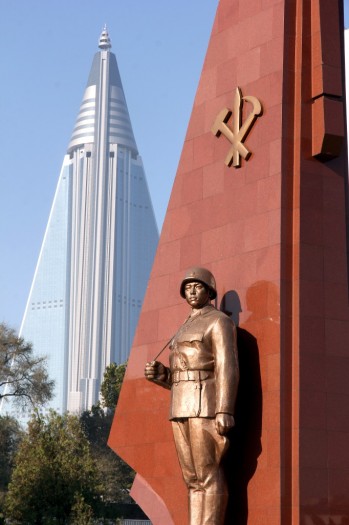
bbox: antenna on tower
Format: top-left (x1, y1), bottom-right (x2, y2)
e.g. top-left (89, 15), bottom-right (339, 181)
top-left (99, 25), bottom-right (111, 50)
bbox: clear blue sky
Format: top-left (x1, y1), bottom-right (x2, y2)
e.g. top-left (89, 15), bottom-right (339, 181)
top-left (0, 1), bottom-right (348, 331)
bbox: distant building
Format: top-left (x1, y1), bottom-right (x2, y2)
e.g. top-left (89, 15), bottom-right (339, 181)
top-left (8, 28), bottom-right (158, 415)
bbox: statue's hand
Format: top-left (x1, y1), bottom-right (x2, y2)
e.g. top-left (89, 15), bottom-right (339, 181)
top-left (144, 361), bottom-right (167, 383)
top-left (215, 413), bottom-right (235, 435)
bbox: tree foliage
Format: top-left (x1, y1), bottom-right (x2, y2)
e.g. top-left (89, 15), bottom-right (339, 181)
top-left (80, 405), bottom-right (134, 505)
top-left (80, 363), bottom-right (134, 506)
top-left (3, 362), bottom-right (135, 523)
top-left (69, 493), bottom-right (94, 525)
top-left (0, 416), bottom-right (23, 492)
top-left (100, 362), bottom-right (127, 409)
top-left (0, 323), bottom-right (54, 408)
top-left (4, 411), bottom-right (102, 524)
top-left (0, 416), bottom-right (23, 524)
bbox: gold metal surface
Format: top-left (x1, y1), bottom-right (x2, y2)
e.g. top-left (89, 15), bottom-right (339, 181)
top-left (144, 268), bottom-right (239, 524)
top-left (211, 87), bottom-right (262, 168)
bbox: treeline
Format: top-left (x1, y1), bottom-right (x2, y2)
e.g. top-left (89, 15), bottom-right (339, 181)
top-left (0, 324), bottom-right (143, 524)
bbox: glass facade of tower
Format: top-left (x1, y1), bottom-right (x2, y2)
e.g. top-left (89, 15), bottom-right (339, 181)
top-left (3, 29), bottom-right (158, 418)
top-left (19, 159), bottom-right (70, 415)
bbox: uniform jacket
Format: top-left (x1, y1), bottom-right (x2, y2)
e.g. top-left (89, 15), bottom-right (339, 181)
top-left (161, 304), bottom-right (239, 419)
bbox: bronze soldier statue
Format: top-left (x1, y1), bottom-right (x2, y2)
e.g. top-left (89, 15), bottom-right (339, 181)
top-left (145, 267), bottom-right (239, 525)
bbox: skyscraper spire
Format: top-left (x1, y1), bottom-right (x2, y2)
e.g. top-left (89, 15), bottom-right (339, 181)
top-left (7, 30), bottom-right (158, 418)
top-left (98, 25), bottom-right (112, 50)
top-left (68, 27), bottom-right (137, 154)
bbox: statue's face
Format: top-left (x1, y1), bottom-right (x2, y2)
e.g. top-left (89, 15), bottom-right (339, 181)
top-left (184, 281), bottom-right (210, 309)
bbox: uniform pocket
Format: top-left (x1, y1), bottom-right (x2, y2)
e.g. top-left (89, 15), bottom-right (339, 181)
top-left (176, 332), bottom-right (203, 343)
top-left (170, 380), bottom-right (202, 417)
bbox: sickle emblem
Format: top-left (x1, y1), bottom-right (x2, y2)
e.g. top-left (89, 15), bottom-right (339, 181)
top-left (211, 87), bottom-right (263, 168)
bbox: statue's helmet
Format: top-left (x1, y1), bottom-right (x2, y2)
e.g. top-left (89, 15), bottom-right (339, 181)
top-left (180, 267), bottom-right (217, 299)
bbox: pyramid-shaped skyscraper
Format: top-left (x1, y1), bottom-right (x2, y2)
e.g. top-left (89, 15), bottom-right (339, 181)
top-left (17, 28), bottom-right (158, 414)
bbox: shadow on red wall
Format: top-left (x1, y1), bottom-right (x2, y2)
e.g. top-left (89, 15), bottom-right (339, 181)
top-left (220, 288), bottom-right (263, 525)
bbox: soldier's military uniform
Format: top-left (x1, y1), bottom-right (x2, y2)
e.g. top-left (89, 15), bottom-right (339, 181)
top-left (147, 268), bottom-right (239, 525)
top-left (168, 304), bottom-right (237, 419)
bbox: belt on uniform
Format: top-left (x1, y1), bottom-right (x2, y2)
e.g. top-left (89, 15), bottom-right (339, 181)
top-left (171, 370), bottom-right (214, 383)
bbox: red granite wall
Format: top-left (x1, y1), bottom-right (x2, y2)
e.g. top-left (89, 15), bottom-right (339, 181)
top-left (109, 1), bottom-right (349, 523)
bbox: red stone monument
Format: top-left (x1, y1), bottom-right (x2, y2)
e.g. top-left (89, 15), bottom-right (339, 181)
top-left (109, 0), bottom-right (349, 523)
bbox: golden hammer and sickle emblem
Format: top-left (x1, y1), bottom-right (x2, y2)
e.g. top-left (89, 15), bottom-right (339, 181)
top-left (211, 87), bottom-right (263, 168)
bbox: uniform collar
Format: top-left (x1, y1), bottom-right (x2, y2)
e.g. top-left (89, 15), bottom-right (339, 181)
top-left (189, 304), bottom-right (215, 319)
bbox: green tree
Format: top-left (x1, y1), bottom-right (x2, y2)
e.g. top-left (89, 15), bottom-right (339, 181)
top-left (0, 416), bottom-right (23, 523)
top-left (69, 493), bottom-right (94, 525)
top-left (100, 361), bottom-right (127, 409)
top-left (0, 416), bottom-right (22, 492)
top-left (80, 362), bottom-right (134, 507)
top-left (80, 405), bottom-right (134, 505)
top-left (4, 411), bottom-right (102, 524)
top-left (0, 323), bottom-right (54, 408)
